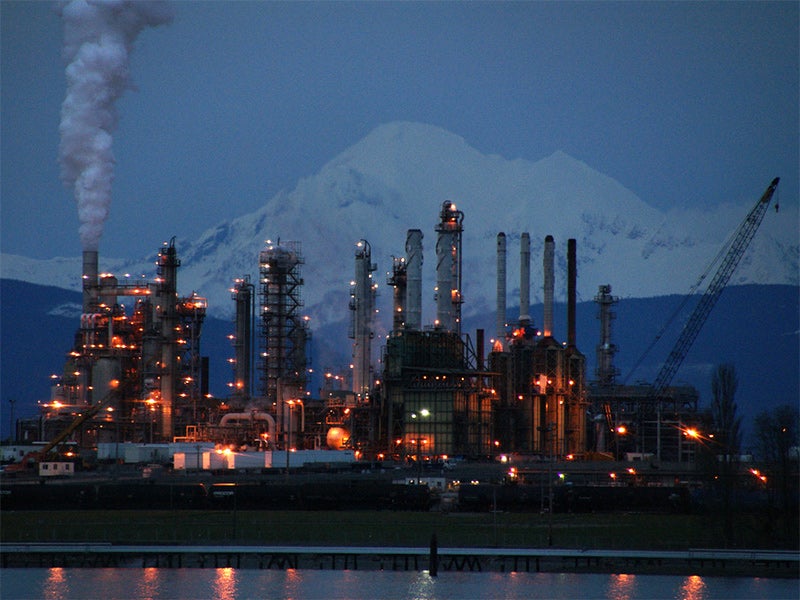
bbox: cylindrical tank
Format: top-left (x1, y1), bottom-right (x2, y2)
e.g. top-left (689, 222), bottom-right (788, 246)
top-left (92, 357), bottom-right (121, 410)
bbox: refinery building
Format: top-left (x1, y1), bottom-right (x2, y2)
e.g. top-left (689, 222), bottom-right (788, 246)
top-left (13, 196), bottom-right (733, 470)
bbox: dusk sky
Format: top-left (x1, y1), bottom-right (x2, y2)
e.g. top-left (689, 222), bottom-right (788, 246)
top-left (2, 1), bottom-right (797, 262)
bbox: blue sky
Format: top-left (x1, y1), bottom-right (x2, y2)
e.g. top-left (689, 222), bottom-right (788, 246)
top-left (2, 1), bottom-right (797, 261)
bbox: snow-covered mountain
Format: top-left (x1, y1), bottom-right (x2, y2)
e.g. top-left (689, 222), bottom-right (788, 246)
top-left (3, 122), bottom-right (797, 335)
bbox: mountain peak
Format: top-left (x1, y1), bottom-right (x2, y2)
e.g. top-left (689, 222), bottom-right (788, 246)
top-left (2, 123), bottom-right (796, 328)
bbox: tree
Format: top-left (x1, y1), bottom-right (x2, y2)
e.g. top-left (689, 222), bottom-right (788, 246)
top-left (709, 364), bottom-right (742, 546)
top-left (710, 364), bottom-right (742, 458)
top-left (754, 404), bottom-right (799, 514)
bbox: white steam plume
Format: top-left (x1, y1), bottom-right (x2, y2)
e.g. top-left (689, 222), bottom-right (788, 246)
top-left (58, 0), bottom-right (172, 251)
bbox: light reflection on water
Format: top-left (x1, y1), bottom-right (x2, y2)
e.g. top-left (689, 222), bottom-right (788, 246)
top-left (136, 567), bottom-right (161, 600)
top-left (213, 567), bottom-right (238, 600)
top-left (680, 574), bottom-right (707, 600)
top-left (6, 568), bottom-right (796, 600)
top-left (608, 573), bottom-right (637, 600)
top-left (43, 567), bottom-right (68, 600)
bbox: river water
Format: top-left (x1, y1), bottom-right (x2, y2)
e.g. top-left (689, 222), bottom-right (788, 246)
top-left (1, 568), bottom-right (796, 600)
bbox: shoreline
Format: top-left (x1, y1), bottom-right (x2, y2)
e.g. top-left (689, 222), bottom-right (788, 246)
top-left (2, 543), bottom-right (798, 578)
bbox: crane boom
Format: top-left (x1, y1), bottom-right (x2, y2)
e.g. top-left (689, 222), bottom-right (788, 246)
top-left (651, 177), bottom-right (780, 397)
top-left (5, 383), bottom-right (120, 474)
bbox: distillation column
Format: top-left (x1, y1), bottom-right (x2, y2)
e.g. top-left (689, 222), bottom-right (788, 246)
top-left (156, 239), bottom-right (180, 440)
top-left (259, 241), bottom-right (307, 408)
top-left (543, 235), bottom-right (555, 337)
top-left (405, 229), bottom-right (423, 331)
top-left (388, 255), bottom-right (407, 333)
top-left (434, 201), bottom-right (464, 333)
top-left (350, 239), bottom-right (376, 400)
top-left (594, 284), bottom-right (620, 386)
top-left (231, 276), bottom-right (254, 402)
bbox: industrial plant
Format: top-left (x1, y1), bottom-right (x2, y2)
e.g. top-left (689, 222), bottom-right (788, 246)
top-left (7, 178), bottom-right (780, 478)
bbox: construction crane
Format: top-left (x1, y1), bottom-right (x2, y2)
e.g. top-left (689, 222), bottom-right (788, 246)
top-left (648, 177), bottom-right (780, 399)
top-left (4, 382), bottom-right (120, 475)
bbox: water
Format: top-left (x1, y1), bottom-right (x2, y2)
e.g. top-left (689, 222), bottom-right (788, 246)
top-left (0, 569), bottom-right (796, 600)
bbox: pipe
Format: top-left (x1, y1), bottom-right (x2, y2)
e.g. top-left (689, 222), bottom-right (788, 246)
top-left (567, 238), bottom-right (577, 348)
top-left (219, 411), bottom-right (276, 440)
top-left (405, 229), bottom-right (423, 330)
top-left (520, 232), bottom-right (531, 325)
top-left (543, 235), bottom-right (555, 337)
top-left (496, 233), bottom-right (507, 339)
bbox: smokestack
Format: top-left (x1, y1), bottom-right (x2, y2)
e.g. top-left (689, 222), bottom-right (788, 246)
top-left (543, 235), bottom-right (555, 337)
top-left (405, 229), bottom-right (423, 330)
top-left (520, 232), bottom-right (531, 325)
top-left (58, 1), bottom-right (172, 250)
top-left (496, 233), bottom-right (506, 339)
top-left (82, 249), bottom-right (98, 312)
top-left (567, 238), bottom-right (577, 348)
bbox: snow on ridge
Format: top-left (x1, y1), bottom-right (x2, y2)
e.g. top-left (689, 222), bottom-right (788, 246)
top-left (2, 121), bottom-right (796, 325)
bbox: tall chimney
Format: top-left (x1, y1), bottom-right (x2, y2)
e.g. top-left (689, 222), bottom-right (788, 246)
top-left (567, 238), bottom-right (577, 348)
top-left (543, 235), bottom-right (555, 337)
top-left (82, 249), bottom-right (98, 312)
top-left (405, 229), bottom-right (423, 330)
top-left (496, 232), bottom-right (507, 339)
top-left (520, 232), bottom-right (531, 325)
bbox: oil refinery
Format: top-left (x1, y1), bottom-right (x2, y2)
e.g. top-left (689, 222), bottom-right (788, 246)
top-left (5, 178), bottom-right (781, 477)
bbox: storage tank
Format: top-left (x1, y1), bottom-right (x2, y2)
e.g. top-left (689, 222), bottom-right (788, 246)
top-left (326, 426), bottom-right (350, 450)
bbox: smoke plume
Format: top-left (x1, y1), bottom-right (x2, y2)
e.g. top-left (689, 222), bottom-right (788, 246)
top-left (58, 0), bottom-right (172, 251)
